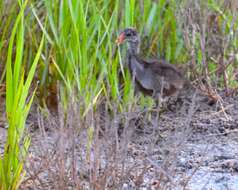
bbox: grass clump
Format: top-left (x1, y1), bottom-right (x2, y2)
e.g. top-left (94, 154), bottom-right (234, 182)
top-left (0, 1), bottom-right (44, 189)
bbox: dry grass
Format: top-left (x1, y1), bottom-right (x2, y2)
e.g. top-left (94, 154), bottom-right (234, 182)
top-left (18, 90), bottom-right (202, 190)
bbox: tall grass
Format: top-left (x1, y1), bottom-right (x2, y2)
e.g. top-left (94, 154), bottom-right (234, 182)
top-left (0, 1), bottom-right (44, 189)
top-left (1, 1), bottom-right (237, 112)
top-left (0, 1), bottom-right (18, 84)
top-left (30, 0), bottom-right (185, 114)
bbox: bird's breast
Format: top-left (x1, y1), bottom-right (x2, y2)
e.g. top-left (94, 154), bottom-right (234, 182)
top-left (137, 71), bottom-right (154, 90)
top-left (128, 56), bottom-right (155, 90)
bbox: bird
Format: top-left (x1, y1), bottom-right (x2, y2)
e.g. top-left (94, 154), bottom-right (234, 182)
top-left (116, 27), bottom-right (185, 101)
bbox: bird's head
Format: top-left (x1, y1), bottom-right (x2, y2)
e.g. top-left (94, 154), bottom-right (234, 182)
top-left (116, 27), bottom-right (139, 45)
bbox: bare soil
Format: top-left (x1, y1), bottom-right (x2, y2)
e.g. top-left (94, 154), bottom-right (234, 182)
top-left (0, 90), bottom-right (238, 190)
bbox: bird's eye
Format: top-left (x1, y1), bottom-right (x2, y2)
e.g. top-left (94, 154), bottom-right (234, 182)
top-left (126, 32), bottom-right (132, 37)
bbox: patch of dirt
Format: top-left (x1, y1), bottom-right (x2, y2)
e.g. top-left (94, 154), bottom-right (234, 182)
top-left (1, 90), bottom-right (238, 189)
top-left (124, 92), bottom-right (238, 190)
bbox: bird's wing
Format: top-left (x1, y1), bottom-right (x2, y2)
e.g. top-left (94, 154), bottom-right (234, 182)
top-left (146, 60), bottom-right (185, 89)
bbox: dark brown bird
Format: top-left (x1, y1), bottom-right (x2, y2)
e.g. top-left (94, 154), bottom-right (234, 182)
top-left (116, 28), bottom-right (185, 100)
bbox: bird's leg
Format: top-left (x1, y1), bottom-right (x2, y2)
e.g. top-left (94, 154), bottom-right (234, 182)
top-left (154, 78), bottom-right (170, 112)
top-left (159, 78), bottom-right (165, 107)
top-left (153, 90), bottom-right (164, 110)
top-left (151, 78), bottom-right (163, 110)
top-left (152, 90), bottom-right (159, 106)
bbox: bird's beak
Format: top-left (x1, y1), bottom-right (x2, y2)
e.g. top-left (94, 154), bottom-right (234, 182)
top-left (116, 32), bottom-right (125, 45)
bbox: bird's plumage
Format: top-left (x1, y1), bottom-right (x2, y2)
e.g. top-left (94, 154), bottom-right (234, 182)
top-left (117, 28), bottom-right (185, 99)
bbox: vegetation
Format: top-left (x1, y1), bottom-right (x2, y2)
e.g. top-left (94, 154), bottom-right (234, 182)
top-left (0, 1), bottom-right (44, 189)
top-left (0, 0), bottom-right (237, 189)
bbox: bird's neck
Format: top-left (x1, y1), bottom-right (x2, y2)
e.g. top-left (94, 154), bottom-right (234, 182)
top-left (127, 41), bottom-right (144, 77)
top-left (127, 41), bottom-right (140, 55)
